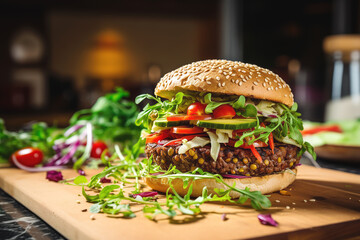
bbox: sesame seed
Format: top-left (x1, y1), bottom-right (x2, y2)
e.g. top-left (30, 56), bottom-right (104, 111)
top-left (263, 83), bottom-right (266, 87)
top-left (267, 87), bottom-right (271, 91)
top-left (222, 82), bottom-right (226, 87)
top-left (304, 200), bottom-right (308, 203)
top-left (253, 82), bottom-right (258, 86)
top-left (292, 202), bottom-right (296, 205)
top-left (216, 76), bottom-right (220, 81)
top-left (76, 200), bottom-right (81, 204)
top-left (309, 199), bottom-right (316, 202)
top-left (226, 76), bottom-right (230, 79)
top-left (206, 81), bottom-right (211, 85)
top-left (275, 200), bottom-right (280, 203)
top-left (231, 74), bottom-right (235, 77)
top-left (286, 206), bottom-right (291, 209)
top-left (238, 82), bottom-right (242, 86)
top-left (235, 79), bottom-right (239, 84)
top-left (218, 82), bottom-right (221, 87)
top-left (90, 215), bottom-right (96, 220)
top-left (218, 70), bottom-right (223, 73)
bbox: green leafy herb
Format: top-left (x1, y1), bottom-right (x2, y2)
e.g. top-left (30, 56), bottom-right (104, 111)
top-left (80, 145), bottom-right (271, 221)
top-left (0, 119), bottom-right (59, 163)
top-left (71, 87), bottom-right (142, 146)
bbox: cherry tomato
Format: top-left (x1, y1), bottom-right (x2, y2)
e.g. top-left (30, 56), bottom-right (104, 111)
top-left (213, 104), bottom-right (236, 119)
top-left (187, 102), bottom-right (207, 116)
top-left (172, 126), bottom-right (204, 135)
top-left (145, 130), bottom-right (171, 144)
top-left (11, 147), bottom-right (43, 167)
top-left (91, 141), bottom-right (109, 158)
top-left (167, 114), bottom-right (211, 121)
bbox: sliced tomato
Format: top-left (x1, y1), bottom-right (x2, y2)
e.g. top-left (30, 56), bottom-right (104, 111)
top-left (145, 130), bottom-right (171, 144)
top-left (172, 126), bottom-right (204, 135)
top-left (187, 102), bottom-right (207, 115)
top-left (232, 128), bottom-right (253, 138)
top-left (213, 104), bottom-right (236, 119)
top-left (167, 114), bottom-right (188, 121)
top-left (186, 114), bottom-right (212, 120)
top-left (301, 125), bottom-right (342, 135)
top-left (269, 132), bottom-right (274, 154)
top-left (167, 114), bottom-right (212, 121)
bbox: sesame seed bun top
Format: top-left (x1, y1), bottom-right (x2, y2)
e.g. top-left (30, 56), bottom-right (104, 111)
top-left (155, 59), bottom-right (294, 106)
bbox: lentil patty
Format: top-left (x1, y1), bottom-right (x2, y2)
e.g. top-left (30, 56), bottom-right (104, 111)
top-left (145, 142), bottom-right (300, 176)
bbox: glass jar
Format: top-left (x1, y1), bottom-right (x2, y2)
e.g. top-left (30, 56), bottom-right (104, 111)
top-left (323, 35), bottom-right (360, 121)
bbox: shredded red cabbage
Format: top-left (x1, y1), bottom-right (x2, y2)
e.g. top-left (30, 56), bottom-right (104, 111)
top-left (45, 141), bottom-right (81, 166)
top-left (46, 171), bottom-right (64, 182)
top-left (64, 124), bottom-right (85, 137)
top-left (295, 163), bottom-right (302, 166)
top-left (257, 214), bottom-right (278, 227)
top-left (12, 154), bottom-right (66, 172)
top-left (222, 174), bottom-right (251, 179)
top-left (131, 191), bottom-right (158, 198)
top-left (100, 177), bottom-right (112, 183)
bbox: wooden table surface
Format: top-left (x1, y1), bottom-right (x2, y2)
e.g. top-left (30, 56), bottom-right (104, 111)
top-left (0, 165), bottom-right (359, 240)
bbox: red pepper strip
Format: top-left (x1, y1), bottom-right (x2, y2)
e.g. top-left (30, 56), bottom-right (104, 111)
top-left (269, 132), bottom-right (274, 154)
top-left (248, 145), bottom-right (262, 163)
top-left (301, 125), bottom-right (342, 135)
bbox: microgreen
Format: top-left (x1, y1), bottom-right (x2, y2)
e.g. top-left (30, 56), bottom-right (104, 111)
top-left (80, 143), bottom-right (272, 221)
top-left (71, 87), bottom-right (142, 146)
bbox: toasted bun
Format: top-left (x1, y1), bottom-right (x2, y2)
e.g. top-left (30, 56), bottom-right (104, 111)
top-left (155, 59), bottom-right (294, 106)
top-left (144, 169), bottom-right (297, 198)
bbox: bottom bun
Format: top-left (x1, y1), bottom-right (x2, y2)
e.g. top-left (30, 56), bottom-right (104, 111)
top-left (144, 169), bottom-right (297, 198)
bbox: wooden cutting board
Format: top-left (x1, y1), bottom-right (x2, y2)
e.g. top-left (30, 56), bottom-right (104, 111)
top-left (0, 165), bottom-right (360, 240)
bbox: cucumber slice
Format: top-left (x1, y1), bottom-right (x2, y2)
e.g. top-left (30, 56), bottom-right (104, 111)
top-left (154, 119), bottom-right (189, 127)
top-left (196, 118), bottom-right (257, 130)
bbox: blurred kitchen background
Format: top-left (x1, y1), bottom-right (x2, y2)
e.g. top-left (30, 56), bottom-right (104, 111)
top-left (1, 0), bottom-right (360, 130)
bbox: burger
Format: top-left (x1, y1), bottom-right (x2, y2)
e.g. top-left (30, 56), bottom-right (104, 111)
top-left (136, 59), bottom-right (315, 198)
